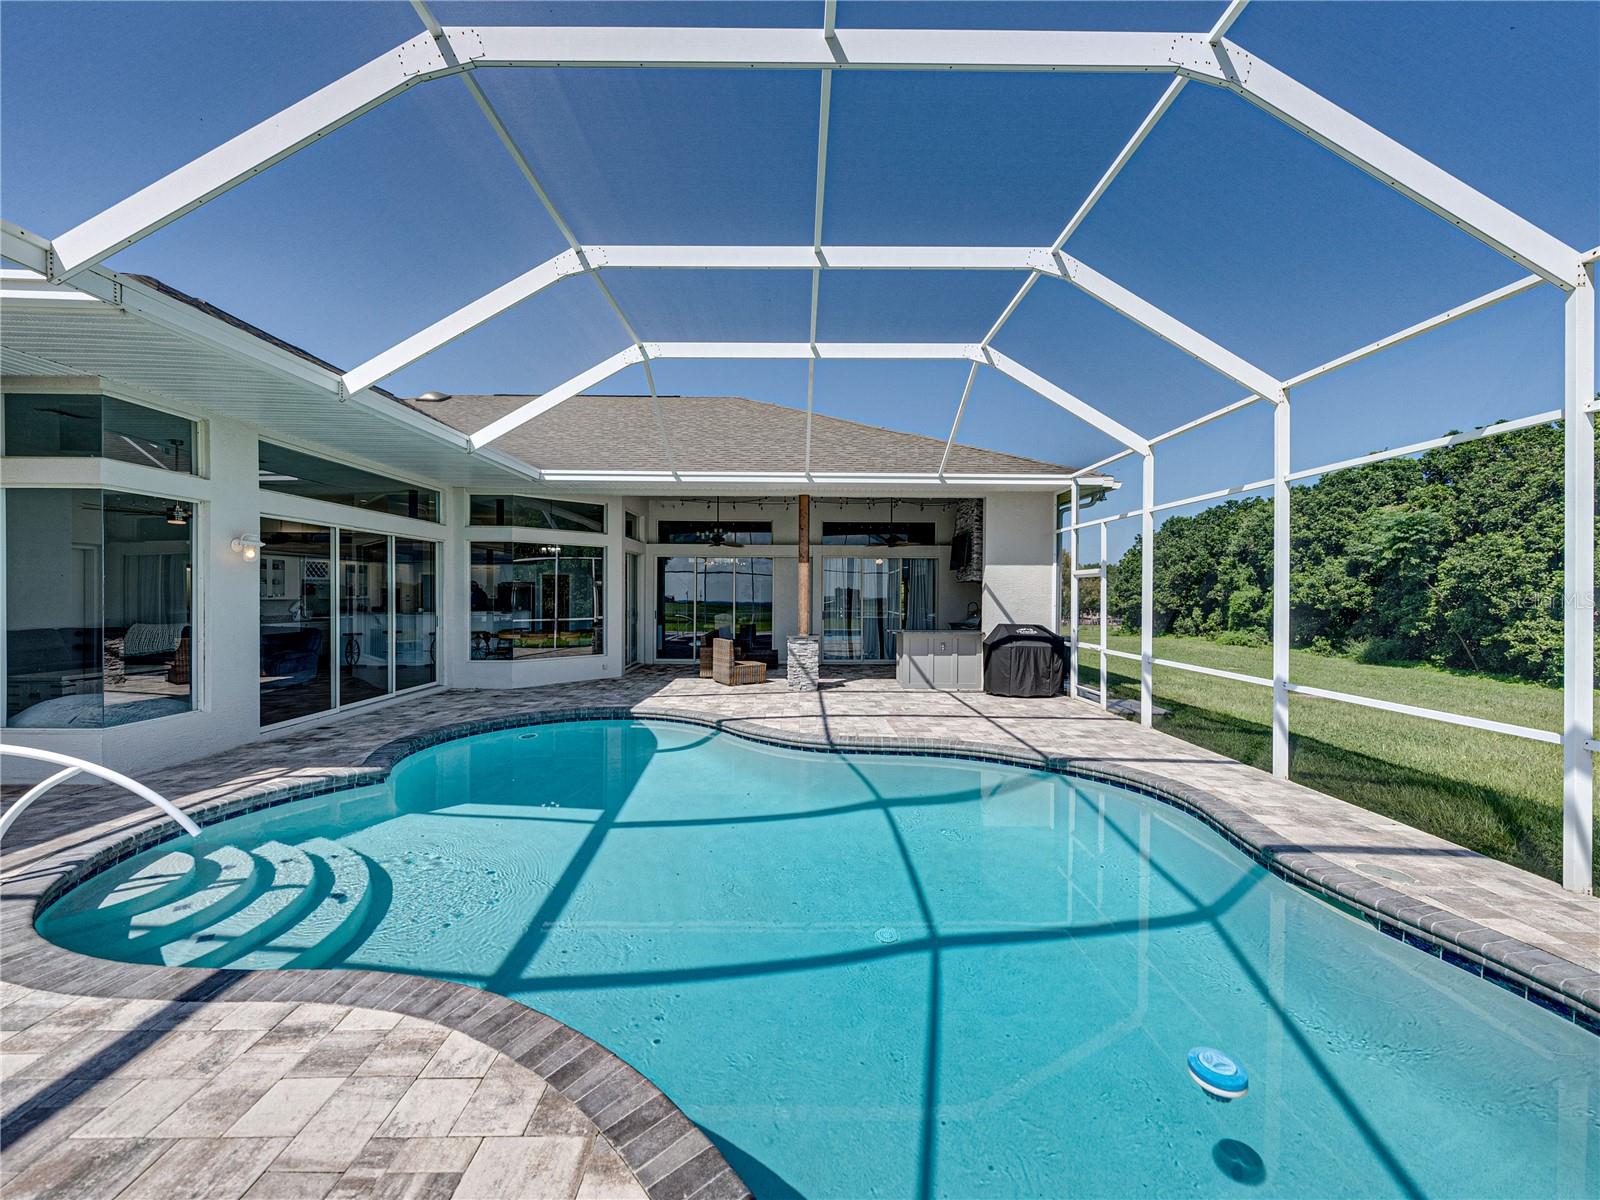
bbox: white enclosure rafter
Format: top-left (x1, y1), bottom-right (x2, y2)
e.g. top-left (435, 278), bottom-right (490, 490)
top-left (1029, 249), bottom-right (1286, 402)
top-left (343, 250), bottom-right (583, 395)
top-left (42, 24), bottom-right (1580, 289)
top-left (979, 349), bottom-right (1150, 455)
top-left (467, 340), bottom-right (1148, 457)
top-left (343, 243), bottom-right (1282, 404)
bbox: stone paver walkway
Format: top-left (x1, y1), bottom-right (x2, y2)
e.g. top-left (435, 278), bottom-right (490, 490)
top-left (0, 982), bottom-right (646, 1200)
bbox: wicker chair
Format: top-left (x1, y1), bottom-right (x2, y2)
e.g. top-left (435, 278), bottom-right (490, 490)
top-left (712, 637), bottom-right (766, 686)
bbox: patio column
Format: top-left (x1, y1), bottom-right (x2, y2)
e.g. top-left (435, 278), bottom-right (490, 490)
top-left (797, 493), bottom-right (811, 635)
top-left (1562, 264), bottom-right (1594, 893)
top-left (788, 494), bottom-right (821, 691)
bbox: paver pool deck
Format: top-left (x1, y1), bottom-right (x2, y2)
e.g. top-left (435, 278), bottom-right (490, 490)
top-left (3, 667), bottom-right (1597, 1199)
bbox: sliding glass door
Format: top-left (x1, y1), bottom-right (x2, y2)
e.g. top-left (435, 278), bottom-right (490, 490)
top-left (260, 519), bottom-right (334, 725)
top-left (655, 556), bottom-right (774, 660)
top-left (339, 530), bottom-right (389, 705)
top-left (261, 519), bottom-right (436, 726)
top-left (821, 557), bottom-right (937, 661)
top-left (395, 539), bottom-right (437, 690)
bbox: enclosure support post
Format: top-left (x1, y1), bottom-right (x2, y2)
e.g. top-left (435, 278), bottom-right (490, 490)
top-left (1068, 481), bottom-right (1081, 699)
top-left (1561, 266), bottom-right (1594, 893)
top-left (1141, 451), bottom-right (1155, 727)
top-left (797, 493), bottom-right (812, 637)
top-left (1272, 397), bottom-right (1292, 777)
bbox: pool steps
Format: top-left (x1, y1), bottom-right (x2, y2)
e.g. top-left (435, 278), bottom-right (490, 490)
top-left (124, 845), bottom-right (260, 946)
top-left (43, 838), bottom-right (378, 972)
top-left (169, 841), bottom-right (318, 968)
top-left (45, 848), bottom-right (199, 931)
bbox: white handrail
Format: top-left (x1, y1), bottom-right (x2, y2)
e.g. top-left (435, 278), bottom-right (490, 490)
top-left (0, 745), bottom-right (200, 842)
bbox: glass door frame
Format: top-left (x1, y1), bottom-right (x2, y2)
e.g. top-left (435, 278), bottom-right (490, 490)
top-left (654, 554), bottom-right (775, 661)
top-left (260, 513), bottom-right (440, 728)
top-left (819, 554), bottom-right (939, 663)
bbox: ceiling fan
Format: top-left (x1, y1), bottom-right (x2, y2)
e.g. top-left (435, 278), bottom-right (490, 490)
top-left (708, 496), bottom-right (732, 547)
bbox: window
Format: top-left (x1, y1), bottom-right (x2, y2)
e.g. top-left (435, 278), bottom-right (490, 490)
top-left (470, 543), bottom-right (604, 659)
top-left (468, 494), bottom-right (606, 533)
top-left (4, 393), bottom-right (196, 473)
top-left (6, 489), bottom-right (194, 728)
top-left (820, 521), bottom-right (937, 546)
top-left (821, 557), bottom-right (938, 661)
top-left (259, 520), bottom-right (436, 726)
top-left (624, 511), bottom-right (640, 540)
top-left (657, 557), bottom-right (774, 661)
top-left (259, 442), bottom-right (439, 522)
top-left (658, 520), bottom-right (773, 545)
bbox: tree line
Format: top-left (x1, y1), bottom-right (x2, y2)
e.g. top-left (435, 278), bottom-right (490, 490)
top-left (1098, 421), bottom-right (1584, 685)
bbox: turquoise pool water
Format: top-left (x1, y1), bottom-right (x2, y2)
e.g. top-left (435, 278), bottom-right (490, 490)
top-left (39, 719), bottom-right (1598, 1198)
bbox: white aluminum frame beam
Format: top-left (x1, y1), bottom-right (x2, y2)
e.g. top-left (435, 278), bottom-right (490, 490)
top-left (1029, 249), bottom-right (1286, 402)
top-left (343, 250), bottom-right (583, 395)
top-left (1561, 264), bottom-right (1595, 893)
top-left (469, 341), bottom-right (1149, 455)
top-left (343, 243), bottom-right (1278, 412)
top-left (46, 25), bottom-right (1580, 287)
top-left (50, 33), bottom-right (465, 279)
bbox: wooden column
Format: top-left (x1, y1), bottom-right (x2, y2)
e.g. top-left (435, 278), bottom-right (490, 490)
top-left (797, 494), bottom-right (812, 636)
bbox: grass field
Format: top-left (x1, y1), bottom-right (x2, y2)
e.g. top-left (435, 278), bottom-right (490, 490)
top-left (1081, 634), bottom-right (1596, 884)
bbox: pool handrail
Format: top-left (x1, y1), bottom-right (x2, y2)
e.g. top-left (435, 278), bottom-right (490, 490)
top-left (0, 745), bottom-right (200, 842)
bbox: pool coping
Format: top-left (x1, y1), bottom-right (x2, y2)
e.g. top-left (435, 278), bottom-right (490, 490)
top-left (5, 704), bottom-right (1596, 1186)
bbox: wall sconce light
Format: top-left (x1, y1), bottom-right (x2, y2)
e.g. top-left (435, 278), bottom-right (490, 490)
top-left (230, 535), bottom-right (264, 561)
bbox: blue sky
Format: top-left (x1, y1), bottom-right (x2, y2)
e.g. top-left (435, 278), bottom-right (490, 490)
top-left (3, 1), bottom-right (1595, 533)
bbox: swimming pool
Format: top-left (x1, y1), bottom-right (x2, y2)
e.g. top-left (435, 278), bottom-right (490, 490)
top-left (38, 718), bottom-right (1598, 1198)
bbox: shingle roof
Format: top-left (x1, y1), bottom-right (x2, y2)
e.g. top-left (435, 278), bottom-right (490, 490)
top-left (123, 275), bottom-right (1073, 477)
top-left (401, 393), bottom-right (1074, 476)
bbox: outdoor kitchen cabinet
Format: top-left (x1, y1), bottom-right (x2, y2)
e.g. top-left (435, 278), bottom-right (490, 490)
top-left (896, 630), bottom-right (984, 691)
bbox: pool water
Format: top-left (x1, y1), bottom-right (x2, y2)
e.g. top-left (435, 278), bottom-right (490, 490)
top-left (39, 719), bottom-right (1598, 1198)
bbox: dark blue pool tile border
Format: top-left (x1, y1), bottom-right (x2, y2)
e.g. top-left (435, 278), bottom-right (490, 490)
top-left (29, 703), bottom-right (1600, 1039)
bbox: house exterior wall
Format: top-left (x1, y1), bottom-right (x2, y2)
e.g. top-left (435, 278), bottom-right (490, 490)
top-left (3, 380), bottom-right (1063, 781)
top-left (980, 492), bottom-right (1059, 630)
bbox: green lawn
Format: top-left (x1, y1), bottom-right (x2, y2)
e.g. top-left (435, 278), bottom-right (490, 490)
top-left (1078, 634), bottom-right (1596, 885)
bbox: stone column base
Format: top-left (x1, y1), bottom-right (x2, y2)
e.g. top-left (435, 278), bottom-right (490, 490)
top-left (785, 636), bottom-right (821, 692)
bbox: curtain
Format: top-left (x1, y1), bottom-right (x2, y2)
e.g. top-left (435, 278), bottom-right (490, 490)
top-left (904, 559), bottom-right (937, 631)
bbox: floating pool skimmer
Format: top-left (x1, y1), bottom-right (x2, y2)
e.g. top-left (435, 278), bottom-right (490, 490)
top-left (1187, 1047), bottom-right (1249, 1101)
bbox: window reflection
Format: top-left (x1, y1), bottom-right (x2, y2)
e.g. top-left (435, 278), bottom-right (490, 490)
top-left (821, 557), bottom-right (937, 661)
top-left (470, 543), bottom-right (604, 659)
top-left (5, 489), bottom-right (193, 727)
top-left (339, 530), bottom-right (389, 705)
top-left (395, 539), bottom-right (437, 689)
top-left (4, 393), bottom-right (196, 473)
top-left (655, 556), bottom-right (774, 662)
top-left (259, 519), bottom-right (333, 725)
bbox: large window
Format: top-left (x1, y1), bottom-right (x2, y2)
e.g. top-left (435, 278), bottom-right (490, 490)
top-left (657, 556), bottom-right (774, 661)
top-left (821, 557), bottom-right (937, 661)
top-left (470, 543), bottom-right (604, 659)
top-left (820, 521), bottom-right (936, 546)
top-left (469, 494), bottom-right (606, 533)
top-left (658, 520), bottom-right (772, 545)
top-left (6, 489), bottom-right (193, 728)
top-left (4, 393), bottom-right (196, 473)
top-left (259, 519), bottom-right (436, 726)
top-left (259, 442), bottom-right (439, 522)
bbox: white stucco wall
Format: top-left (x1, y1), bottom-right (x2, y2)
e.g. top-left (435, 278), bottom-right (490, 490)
top-left (980, 492), bottom-right (1059, 631)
